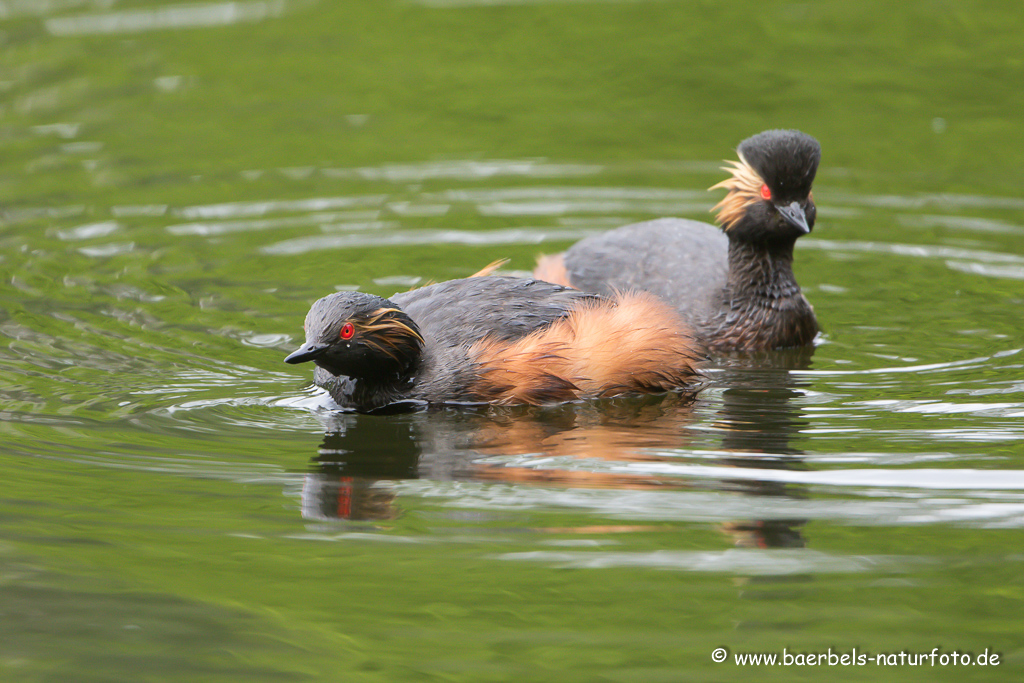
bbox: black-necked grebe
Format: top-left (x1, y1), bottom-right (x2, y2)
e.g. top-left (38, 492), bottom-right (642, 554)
top-left (285, 276), bottom-right (704, 412)
top-left (535, 129), bottom-right (821, 353)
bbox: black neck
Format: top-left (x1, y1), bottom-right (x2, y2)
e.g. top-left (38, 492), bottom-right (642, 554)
top-left (726, 238), bottom-right (802, 303)
top-left (317, 364), bottom-right (419, 413)
top-left (705, 235), bottom-right (817, 352)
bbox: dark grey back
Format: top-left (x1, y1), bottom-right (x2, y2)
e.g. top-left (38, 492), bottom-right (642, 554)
top-left (563, 218), bottom-right (729, 325)
top-left (391, 276), bottom-right (600, 403)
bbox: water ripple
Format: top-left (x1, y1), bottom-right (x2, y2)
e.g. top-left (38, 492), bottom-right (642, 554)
top-left (899, 214), bottom-right (1024, 235)
top-left (166, 210), bottom-right (383, 236)
top-left (804, 239), bottom-right (1024, 265)
top-left (260, 227), bottom-right (599, 255)
top-left (944, 260), bottom-right (1024, 280)
top-left (495, 549), bottom-right (920, 574)
top-left (174, 195), bottom-right (386, 220)
top-left (55, 221), bottom-right (120, 241)
top-left (45, 0), bottom-right (287, 36)
top-left (828, 191), bottom-right (1024, 211)
top-left (398, 480), bottom-right (1024, 528)
top-left (321, 159), bottom-right (601, 181)
top-left (611, 464), bottom-right (1024, 491)
top-left (417, 0), bottom-right (667, 6)
top-left (792, 349), bottom-right (1020, 376)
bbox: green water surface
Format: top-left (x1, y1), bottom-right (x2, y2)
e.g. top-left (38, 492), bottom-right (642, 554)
top-left (1, 1), bottom-right (1023, 681)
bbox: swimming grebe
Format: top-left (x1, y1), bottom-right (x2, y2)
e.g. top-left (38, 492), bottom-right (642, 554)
top-left (534, 129), bottom-right (821, 353)
top-left (284, 276), bottom-right (704, 412)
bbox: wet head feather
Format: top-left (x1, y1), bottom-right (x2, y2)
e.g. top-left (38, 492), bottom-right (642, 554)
top-left (737, 129), bottom-right (820, 201)
top-left (708, 130), bottom-right (821, 232)
top-left (355, 307), bottom-right (424, 363)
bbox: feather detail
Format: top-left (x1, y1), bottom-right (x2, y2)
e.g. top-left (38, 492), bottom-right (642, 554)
top-left (468, 291), bottom-right (703, 405)
top-left (533, 253), bottom-right (575, 288)
top-left (355, 307), bottom-right (424, 363)
top-left (708, 152), bottom-right (765, 231)
top-left (469, 258), bottom-right (510, 278)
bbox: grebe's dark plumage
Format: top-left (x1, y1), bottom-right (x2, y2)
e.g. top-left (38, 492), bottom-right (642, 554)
top-left (534, 129), bottom-right (822, 353)
top-left (285, 276), bottom-right (704, 412)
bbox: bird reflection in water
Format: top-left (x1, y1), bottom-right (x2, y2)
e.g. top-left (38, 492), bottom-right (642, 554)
top-left (300, 344), bottom-right (811, 553)
top-left (711, 346), bottom-right (815, 550)
top-left (302, 413), bottom-right (419, 522)
top-left (301, 392), bottom-right (700, 522)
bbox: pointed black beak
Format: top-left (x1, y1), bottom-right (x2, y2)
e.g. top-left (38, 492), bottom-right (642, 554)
top-left (284, 341), bottom-right (328, 365)
top-left (775, 201), bottom-right (811, 234)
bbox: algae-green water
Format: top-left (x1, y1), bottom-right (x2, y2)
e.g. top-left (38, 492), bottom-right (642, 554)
top-left (1, 1), bottom-right (1022, 680)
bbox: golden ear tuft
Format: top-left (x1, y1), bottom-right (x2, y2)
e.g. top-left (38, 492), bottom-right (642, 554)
top-left (356, 308), bottom-right (424, 362)
top-left (708, 153), bottom-right (765, 231)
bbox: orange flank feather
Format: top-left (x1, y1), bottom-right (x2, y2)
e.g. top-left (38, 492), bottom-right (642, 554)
top-left (533, 253), bottom-right (574, 288)
top-left (468, 291), bottom-right (704, 405)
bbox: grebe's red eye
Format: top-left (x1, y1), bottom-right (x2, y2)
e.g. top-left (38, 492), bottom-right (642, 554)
top-left (760, 184), bottom-right (772, 201)
top-left (340, 322), bottom-right (355, 340)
